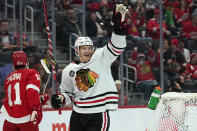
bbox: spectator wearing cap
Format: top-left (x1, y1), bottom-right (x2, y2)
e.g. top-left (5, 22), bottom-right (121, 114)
top-left (164, 38), bottom-right (186, 66)
top-left (181, 9), bottom-right (197, 50)
top-left (163, 38), bottom-right (186, 92)
top-left (184, 53), bottom-right (197, 92)
top-left (129, 47), bottom-right (157, 102)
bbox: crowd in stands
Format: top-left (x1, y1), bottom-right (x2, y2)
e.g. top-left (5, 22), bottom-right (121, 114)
top-left (1, 0), bottom-right (197, 107)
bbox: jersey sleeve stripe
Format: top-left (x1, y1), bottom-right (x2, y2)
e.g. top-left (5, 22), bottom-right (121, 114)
top-left (107, 41), bottom-right (124, 56)
top-left (110, 40), bottom-right (124, 50)
top-left (107, 43), bottom-right (119, 56)
top-left (109, 41), bottom-right (124, 53)
top-left (26, 84), bottom-right (40, 93)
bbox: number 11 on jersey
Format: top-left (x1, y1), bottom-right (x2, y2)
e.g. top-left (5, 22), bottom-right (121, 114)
top-left (8, 82), bottom-right (22, 107)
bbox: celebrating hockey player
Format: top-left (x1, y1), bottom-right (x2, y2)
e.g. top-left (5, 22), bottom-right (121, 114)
top-left (1, 51), bottom-right (42, 131)
top-left (51, 4), bottom-right (128, 131)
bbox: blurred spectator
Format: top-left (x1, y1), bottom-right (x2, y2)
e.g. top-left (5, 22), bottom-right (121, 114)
top-left (86, 11), bottom-right (107, 38)
top-left (126, 10), bottom-right (140, 37)
top-left (56, 7), bottom-right (82, 52)
top-left (163, 38), bottom-right (186, 92)
top-left (13, 23), bottom-right (37, 54)
top-left (108, 0), bottom-right (120, 9)
top-left (104, 10), bottom-right (113, 37)
top-left (147, 9), bottom-right (170, 40)
top-left (99, 0), bottom-right (109, 18)
top-left (163, 38), bottom-right (170, 53)
top-left (111, 59), bottom-right (120, 80)
top-left (182, 9), bottom-right (197, 50)
top-left (115, 80), bottom-right (128, 105)
top-left (186, 53), bottom-right (197, 80)
top-left (145, 0), bottom-right (158, 20)
top-left (168, 75), bottom-right (185, 92)
top-left (164, 1), bottom-right (177, 35)
top-left (43, 49), bottom-right (59, 72)
top-left (147, 8), bottom-right (171, 51)
top-left (184, 53), bottom-right (197, 92)
top-left (57, 0), bottom-right (71, 12)
top-left (71, 0), bottom-right (82, 5)
top-left (174, 0), bottom-right (190, 28)
top-left (28, 53), bottom-right (41, 69)
top-left (0, 19), bottom-right (14, 50)
top-left (0, 63), bottom-right (13, 107)
top-left (130, 47), bottom-right (158, 102)
top-left (42, 49), bottom-right (62, 84)
top-left (178, 37), bottom-right (191, 63)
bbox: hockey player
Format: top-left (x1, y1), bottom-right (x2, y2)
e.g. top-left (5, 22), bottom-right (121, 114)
top-left (51, 4), bottom-right (128, 131)
top-left (1, 51), bottom-right (42, 131)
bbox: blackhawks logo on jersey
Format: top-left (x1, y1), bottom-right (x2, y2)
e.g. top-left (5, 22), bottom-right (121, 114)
top-left (75, 69), bottom-right (98, 92)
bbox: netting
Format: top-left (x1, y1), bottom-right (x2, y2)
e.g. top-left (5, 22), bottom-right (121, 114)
top-left (146, 92), bottom-right (197, 131)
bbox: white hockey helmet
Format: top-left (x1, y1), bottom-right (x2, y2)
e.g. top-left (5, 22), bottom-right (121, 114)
top-left (74, 37), bottom-right (93, 48)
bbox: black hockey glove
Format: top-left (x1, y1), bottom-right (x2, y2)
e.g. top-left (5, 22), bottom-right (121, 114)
top-left (112, 4), bottom-right (128, 35)
top-left (51, 94), bottom-right (65, 109)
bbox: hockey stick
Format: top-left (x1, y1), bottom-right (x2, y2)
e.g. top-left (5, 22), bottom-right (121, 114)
top-left (42, 0), bottom-right (59, 93)
top-left (40, 59), bottom-right (51, 93)
top-left (42, 0), bottom-right (62, 114)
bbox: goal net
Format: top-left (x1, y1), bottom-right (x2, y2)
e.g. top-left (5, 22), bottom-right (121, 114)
top-left (146, 92), bottom-right (197, 131)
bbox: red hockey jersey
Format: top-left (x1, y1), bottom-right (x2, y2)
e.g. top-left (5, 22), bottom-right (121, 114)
top-left (1, 69), bottom-right (41, 124)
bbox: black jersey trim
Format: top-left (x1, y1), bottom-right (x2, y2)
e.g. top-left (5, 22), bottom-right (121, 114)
top-left (110, 40), bottom-right (124, 50)
top-left (107, 43), bottom-right (119, 56)
top-left (74, 101), bottom-right (118, 108)
top-left (79, 91), bottom-right (118, 100)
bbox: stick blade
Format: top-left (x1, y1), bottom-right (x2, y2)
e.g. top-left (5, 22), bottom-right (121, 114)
top-left (40, 59), bottom-right (51, 74)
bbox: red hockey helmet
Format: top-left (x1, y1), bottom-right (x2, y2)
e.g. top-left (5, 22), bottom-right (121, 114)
top-left (12, 51), bottom-right (28, 67)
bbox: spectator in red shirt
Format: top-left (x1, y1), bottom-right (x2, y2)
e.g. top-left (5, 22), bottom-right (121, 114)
top-left (130, 47), bottom-right (158, 102)
top-left (184, 53), bottom-right (197, 92)
top-left (147, 8), bottom-right (171, 40)
top-left (174, 0), bottom-right (190, 27)
top-left (185, 53), bottom-right (197, 80)
top-left (182, 9), bottom-right (197, 50)
top-left (182, 9), bottom-right (197, 40)
top-left (147, 8), bottom-right (171, 51)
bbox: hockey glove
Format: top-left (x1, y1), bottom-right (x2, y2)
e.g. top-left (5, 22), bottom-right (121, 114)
top-left (30, 106), bottom-right (43, 125)
top-left (112, 4), bottom-right (128, 35)
top-left (51, 94), bottom-right (65, 109)
top-left (39, 93), bottom-right (49, 106)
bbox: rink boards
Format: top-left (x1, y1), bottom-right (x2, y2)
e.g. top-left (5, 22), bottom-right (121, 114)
top-left (0, 106), bottom-right (153, 131)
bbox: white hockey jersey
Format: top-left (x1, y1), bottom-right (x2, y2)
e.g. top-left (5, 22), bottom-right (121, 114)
top-left (60, 33), bottom-right (126, 113)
